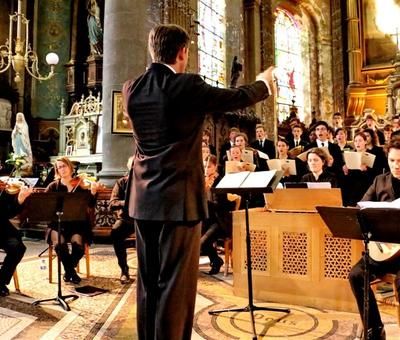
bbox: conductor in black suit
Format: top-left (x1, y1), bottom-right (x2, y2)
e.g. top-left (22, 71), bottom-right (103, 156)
top-left (122, 24), bottom-right (275, 340)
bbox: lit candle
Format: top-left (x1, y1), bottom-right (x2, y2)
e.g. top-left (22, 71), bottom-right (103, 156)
top-left (16, 0), bottom-right (22, 39)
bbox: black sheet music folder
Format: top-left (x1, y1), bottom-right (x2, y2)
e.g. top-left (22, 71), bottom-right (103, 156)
top-left (316, 206), bottom-right (400, 243)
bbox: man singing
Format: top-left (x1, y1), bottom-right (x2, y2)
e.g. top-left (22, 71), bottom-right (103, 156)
top-left (123, 24), bottom-right (275, 340)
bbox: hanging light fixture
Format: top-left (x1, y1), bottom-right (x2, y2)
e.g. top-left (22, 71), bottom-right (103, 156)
top-left (0, 0), bottom-right (59, 82)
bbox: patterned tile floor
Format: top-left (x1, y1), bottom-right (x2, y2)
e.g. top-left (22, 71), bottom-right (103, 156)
top-left (0, 240), bottom-right (399, 339)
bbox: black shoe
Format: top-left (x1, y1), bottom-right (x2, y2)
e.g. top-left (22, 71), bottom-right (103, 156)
top-left (120, 271), bottom-right (130, 284)
top-left (367, 326), bottom-right (386, 340)
top-left (70, 270), bottom-right (81, 284)
top-left (208, 257), bottom-right (224, 275)
top-left (63, 273), bottom-right (72, 283)
top-left (0, 285), bottom-right (9, 297)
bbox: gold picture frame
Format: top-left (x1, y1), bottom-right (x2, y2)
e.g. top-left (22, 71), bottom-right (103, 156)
top-left (112, 90), bottom-right (132, 134)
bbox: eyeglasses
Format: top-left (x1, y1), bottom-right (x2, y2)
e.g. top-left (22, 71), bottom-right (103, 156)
top-left (56, 164), bottom-right (68, 170)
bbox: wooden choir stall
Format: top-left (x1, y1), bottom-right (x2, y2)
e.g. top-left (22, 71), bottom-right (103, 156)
top-left (232, 188), bottom-right (364, 312)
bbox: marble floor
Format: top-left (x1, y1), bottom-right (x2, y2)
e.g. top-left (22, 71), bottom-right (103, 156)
top-left (0, 239), bottom-right (398, 339)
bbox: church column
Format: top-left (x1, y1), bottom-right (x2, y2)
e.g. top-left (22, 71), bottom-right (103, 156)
top-left (347, 0), bottom-right (361, 86)
top-left (99, 0), bottom-right (155, 183)
top-left (260, 0), bottom-right (276, 140)
top-left (346, 0), bottom-right (366, 118)
top-left (243, 0), bottom-right (261, 84)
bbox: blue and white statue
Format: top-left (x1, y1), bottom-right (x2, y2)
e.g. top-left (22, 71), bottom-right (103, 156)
top-left (87, 0), bottom-right (103, 55)
top-left (11, 112), bottom-right (32, 170)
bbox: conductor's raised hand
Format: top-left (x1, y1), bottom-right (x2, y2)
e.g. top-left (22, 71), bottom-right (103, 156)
top-left (256, 66), bottom-right (276, 95)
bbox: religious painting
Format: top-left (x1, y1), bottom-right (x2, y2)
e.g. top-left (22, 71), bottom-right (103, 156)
top-left (362, 0), bottom-right (400, 67)
top-left (111, 90), bottom-right (131, 134)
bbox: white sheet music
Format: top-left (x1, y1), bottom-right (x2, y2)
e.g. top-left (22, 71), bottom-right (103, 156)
top-left (242, 149), bottom-right (254, 164)
top-left (216, 171), bottom-right (250, 189)
top-left (257, 150), bottom-right (269, 160)
top-left (343, 151), bottom-right (376, 169)
top-left (216, 170), bottom-right (277, 189)
top-left (267, 159), bottom-right (296, 175)
top-left (21, 178), bottom-right (39, 187)
top-left (241, 170), bottom-right (277, 188)
top-left (357, 198), bottom-right (400, 209)
top-left (306, 182), bottom-right (331, 189)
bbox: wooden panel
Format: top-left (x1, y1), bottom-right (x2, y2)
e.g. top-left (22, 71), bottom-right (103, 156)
top-left (232, 193), bottom-right (363, 313)
top-left (264, 188), bottom-right (342, 211)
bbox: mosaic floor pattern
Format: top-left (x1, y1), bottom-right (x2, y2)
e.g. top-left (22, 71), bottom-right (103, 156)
top-left (0, 241), bottom-right (399, 339)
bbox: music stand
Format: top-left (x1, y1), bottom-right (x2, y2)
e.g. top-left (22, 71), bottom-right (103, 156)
top-left (26, 192), bottom-right (90, 311)
top-left (209, 171), bottom-right (290, 340)
top-left (316, 206), bottom-right (400, 340)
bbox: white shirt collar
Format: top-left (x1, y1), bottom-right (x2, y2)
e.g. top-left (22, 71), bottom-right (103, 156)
top-left (317, 139), bottom-right (328, 147)
top-left (160, 63), bottom-right (176, 74)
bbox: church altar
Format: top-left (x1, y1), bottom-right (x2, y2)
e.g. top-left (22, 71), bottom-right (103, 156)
top-left (232, 189), bottom-right (363, 313)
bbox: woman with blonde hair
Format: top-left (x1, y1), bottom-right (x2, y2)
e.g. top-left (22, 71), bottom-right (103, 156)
top-left (45, 156), bottom-right (100, 284)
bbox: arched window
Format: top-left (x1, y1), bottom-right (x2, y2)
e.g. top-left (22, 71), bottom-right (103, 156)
top-left (198, 0), bottom-right (226, 87)
top-left (274, 8), bottom-right (307, 122)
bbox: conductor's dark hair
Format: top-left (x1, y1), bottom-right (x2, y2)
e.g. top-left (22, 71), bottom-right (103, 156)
top-left (148, 24), bottom-right (190, 64)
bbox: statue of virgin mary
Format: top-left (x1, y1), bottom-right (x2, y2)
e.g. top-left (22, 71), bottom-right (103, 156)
top-left (11, 112), bottom-right (33, 170)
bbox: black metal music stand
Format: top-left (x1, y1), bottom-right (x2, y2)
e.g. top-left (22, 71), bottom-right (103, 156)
top-left (208, 171), bottom-right (290, 340)
top-left (316, 206), bottom-right (400, 340)
top-left (26, 192), bottom-right (90, 311)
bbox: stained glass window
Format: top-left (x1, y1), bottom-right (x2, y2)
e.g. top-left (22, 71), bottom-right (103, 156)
top-left (198, 0), bottom-right (226, 87)
top-left (274, 8), bottom-right (305, 122)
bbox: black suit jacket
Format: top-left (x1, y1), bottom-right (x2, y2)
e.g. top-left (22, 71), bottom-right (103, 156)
top-left (250, 139), bottom-right (275, 171)
top-left (288, 139), bottom-right (308, 150)
top-left (124, 63), bottom-right (269, 221)
top-left (362, 172), bottom-right (397, 202)
top-left (219, 141), bottom-right (234, 166)
top-left (250, 139), bottom-right (276, 159)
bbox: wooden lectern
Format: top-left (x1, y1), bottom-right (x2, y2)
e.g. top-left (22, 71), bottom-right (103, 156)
top-left (232, 188), bottom-right (363, 312)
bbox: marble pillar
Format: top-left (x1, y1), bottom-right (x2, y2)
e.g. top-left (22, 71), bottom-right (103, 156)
top-left (99, 0), bottom-right (155, 183)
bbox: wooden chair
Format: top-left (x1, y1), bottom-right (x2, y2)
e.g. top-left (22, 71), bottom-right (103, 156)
top-left (371, 273), bottom-right (400, 325)
top-left (0, 251), bottom-right (20, 292)
top-left (48, 243), bottom-right (90, 283)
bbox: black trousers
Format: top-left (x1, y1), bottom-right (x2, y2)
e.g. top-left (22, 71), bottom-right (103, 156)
top-left (200, 222), bottom-right (221, 264)
top-left (135, 220), bottom-right (201, 340)
top-left (0, 236), bottom-right (26, 285)
top-left (348, 256), bottom-right (400, 329)
top-left (111, 219), bottom-right (135, 272)
top-left (56, 242), bottom-right (84, 274)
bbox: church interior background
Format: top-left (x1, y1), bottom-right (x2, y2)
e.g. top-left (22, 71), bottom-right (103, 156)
top-left (1, 0), bottom-right (400, 181)
top-left (1, 1), bottom-right (400, 339)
